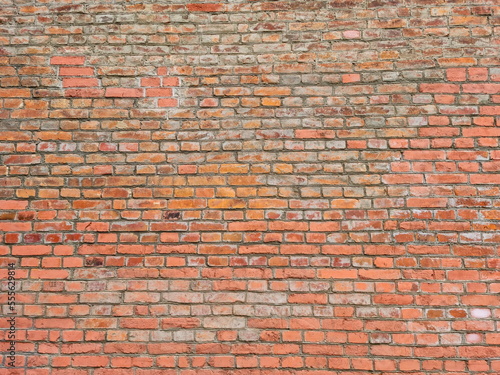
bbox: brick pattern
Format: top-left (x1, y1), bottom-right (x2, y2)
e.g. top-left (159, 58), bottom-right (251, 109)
top-left (51, 56), bottom-right (180, 105)
top-left (1, 0), bottom-right (500, 374)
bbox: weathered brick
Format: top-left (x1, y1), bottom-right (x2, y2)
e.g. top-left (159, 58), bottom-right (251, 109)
top-left (59, 67), bottom-right (95, 76)
top-left (186, 3), bottom-right (224, 12)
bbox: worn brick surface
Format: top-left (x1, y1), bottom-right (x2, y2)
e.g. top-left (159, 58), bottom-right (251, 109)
top-left (1, 0), bottom-right (500, 373)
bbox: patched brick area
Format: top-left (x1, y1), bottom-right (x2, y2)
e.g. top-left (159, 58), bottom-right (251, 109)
top-left (1, 0), bottom-right (500, 374)
top-left (50, 56), bottom-right (180, 106)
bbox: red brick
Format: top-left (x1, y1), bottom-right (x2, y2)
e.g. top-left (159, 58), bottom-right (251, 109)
top-left (446, 68), bottom-right (466, 81)
top-left (254, 87), bottom-right (291, 96)
top-left (62, 78), bottom-right (99, 87)
top-left (50, 56), bottom-right (86, 65)
top-left (120, 318), bottom-right (159, 329)
top-left (36, 319), bottom-right (75, 329)
top-left (186, 3), bottom-right (224, 12)
top-left (342, 74), bottom-right (360, 83)
top-left (105, 88), bottom-right (143, 97)
top-left (12, 245), bottom-right (52, 255)
top-left (158, 98), bottom-right (178, 107)
top-left (0, 88), bottom-right (31, 97)
top-left (407, 198), bottom-right (448, 208)
top-left (3, 155), bottom-right (41, 165)
top-left (145, 88), bottom-right (172, 97)
top-left (468, 67), bottom-right (488, 81)
top-left (162, 77), bottom-right (180, 86)
top-left (420, 83), bottom-right (460, 93)
top-left (288, 293), bottom-right (327, 304)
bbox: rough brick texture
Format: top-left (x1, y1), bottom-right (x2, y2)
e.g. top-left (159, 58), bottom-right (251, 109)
top-left (1, 0), bottom-right (500, 374)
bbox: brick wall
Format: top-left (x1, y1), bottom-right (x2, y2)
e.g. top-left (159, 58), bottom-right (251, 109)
top-left (1, 0), bottom-right (500, 373)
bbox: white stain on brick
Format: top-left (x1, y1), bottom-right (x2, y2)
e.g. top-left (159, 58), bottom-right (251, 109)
top-left (471, 309), bottom-right (491, 319)
top-left (466, 333), bottom-right (482, 344)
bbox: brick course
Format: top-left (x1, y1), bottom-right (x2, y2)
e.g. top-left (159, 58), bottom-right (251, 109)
top-left (1, 0), bottom-right (500, 373)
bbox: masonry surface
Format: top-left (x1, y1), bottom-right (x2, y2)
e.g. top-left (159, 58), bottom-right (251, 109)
top-left (1, 0), bottom-right (500, 374)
